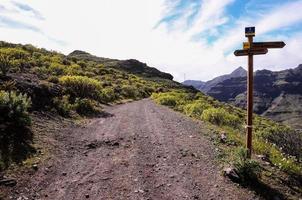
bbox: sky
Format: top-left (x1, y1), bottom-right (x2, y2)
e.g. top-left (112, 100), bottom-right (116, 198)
top-left (0, 0), bottom-right (302, 81)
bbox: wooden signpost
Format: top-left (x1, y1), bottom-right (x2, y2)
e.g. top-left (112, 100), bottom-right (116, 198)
top-left (234, 27), bottom-right (285, 158)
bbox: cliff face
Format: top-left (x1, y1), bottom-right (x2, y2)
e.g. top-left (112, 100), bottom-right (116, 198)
top-left (207, 65), bottom-right (302, 128)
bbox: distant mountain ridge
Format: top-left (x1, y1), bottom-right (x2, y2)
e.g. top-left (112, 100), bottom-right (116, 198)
top-left (184, 65), bottom-right (302, 129)
top-left (182, 66), bottom-right (247, 92)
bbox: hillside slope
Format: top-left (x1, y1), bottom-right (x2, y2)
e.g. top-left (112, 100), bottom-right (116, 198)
top-left (0, 41), bottom-right (301, 199)
top-left (183, 66), bottom-right (246, 92)
top-left (207, 65), bottom-right (302, 128)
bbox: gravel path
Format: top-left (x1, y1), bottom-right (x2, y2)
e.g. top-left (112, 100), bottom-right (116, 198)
top-left (9, 99), bottom-right (257, 200)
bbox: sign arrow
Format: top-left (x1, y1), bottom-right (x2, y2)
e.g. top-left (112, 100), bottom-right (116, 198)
top-left (252, 41), bottom-right (285, 49)
top-left (234, 48), bottom-right (268, 56)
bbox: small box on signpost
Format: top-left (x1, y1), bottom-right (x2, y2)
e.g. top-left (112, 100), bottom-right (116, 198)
top-left (243, 42), bottom-right (250, 50)
top-left (245, 27), bottom-right (255, 37)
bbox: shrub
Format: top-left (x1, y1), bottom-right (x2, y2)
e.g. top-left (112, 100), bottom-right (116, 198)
top-left (49, 63), bottom-right (65, 76)
top-left (53, 95), bottom-right (72, 117)
top-left (0, 52), bottom-right (11, 75)
top-left (184, 100), bottom-right (211, 118)
top-left (0, 90), bottom-right (31, 126)
top-left (74, 98), bottom-right (99, 116)
top-left (201, 107), bottom-right (242, 128)
top-left (100, 87), bottom-right (117, 103)
top-left (47, 76), bottom-right (59, 84)
top-left (121, 85), bottom-right (139, 99)
top-left (0, 48), bottom-right (29, 75)
top-left (156, 95), bottom-right (178, 107)
top-left (233, 147), bottom-right (261, 183)
top-left (59, 76), bottom-right (101, 100)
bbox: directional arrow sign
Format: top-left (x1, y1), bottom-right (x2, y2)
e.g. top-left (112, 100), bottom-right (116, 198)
top-left (252, 41), bottom-right (285, 49)
top-left (234, 48), bottom-right (268, 56)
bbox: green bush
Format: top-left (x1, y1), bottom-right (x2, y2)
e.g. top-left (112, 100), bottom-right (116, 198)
top-left (59, 75), bottom-right (102, 100)
top-left (47, 76), bottom-right (59, 83)
top-left (0, 48), bottom-right (29, 75)
top-left (201, 107), bottom-right (242, 128)
top-left (100, 87), bottom-right (117, 103)
top-left (184, 100), bottom-right (211, 118)
top-left (48, 63), bottom-right (65, 76)
top-left (121, 85), bottom-right (139, 99)
top-left (53, 95), bottom-right (72, 117)
top-left (233, 147), bottom-right (261, 183)
top-left (0, 90), bottom-right (31, 126)
top-left (156, 95), bottom-right (178, 107)
top-left (74, 98), bottom-right (99, 116)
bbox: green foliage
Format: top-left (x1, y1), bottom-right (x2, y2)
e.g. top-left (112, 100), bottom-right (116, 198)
top-left (53, 95), bottom-right (72, 117)
top-left (59, 75), bottom-right (101, 100)
top-left (47, 76), bottom-right (59, 84)
top-left (100, 87), bottom-right (117, 103)
top-left (0, 48), bottom-right (29, 75)
top-left (184, 100), bottom-right (210, 118)
top-left (155, 94), bottom-right (178, 107)
top-left (121, 85), bottom-right (139, 99)
top-left (48, 63), bottom-right (65, 76)
top-left (201, 107), bottom-right (242, 128)
top-left (0, 90), bottom-right (31, 126)
top-left (153, 90), bottom-right (302, 176)
top-left (74, 98), bottom-right (99, 116)
top-left (233, 147), bottom-right (261, 183)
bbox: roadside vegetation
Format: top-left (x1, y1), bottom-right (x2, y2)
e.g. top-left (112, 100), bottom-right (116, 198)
top-left (0, 41), bottom-right (181, 171)
top-left (1, 41), bottom-right (301, 198)
top-left (152, 90), bottom-right (302, 198)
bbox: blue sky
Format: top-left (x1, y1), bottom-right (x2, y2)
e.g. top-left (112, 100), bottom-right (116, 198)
top-left (0, 0), bottom-right (302, 81)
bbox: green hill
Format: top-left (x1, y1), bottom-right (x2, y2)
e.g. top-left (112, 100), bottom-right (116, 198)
top-left (0, 41), bottom-right (301, 198)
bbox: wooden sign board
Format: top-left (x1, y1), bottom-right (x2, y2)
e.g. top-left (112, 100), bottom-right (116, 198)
top-left (234, 48), bottom-right (268, 56)
top-left (245, 27), bottom-right (255, 37)
top-left (243, 42), bottom-right (250, 50)
top-left (253, 41), bottom-right (285, 49)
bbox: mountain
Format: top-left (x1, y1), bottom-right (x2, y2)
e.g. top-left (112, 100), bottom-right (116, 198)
top-left (182, 66), bottom-right (246, 93)
top-left (207, 65), bottom-right (302, 129)
top-left (182, 80), bottom-right (205, 90)
top-left (69, 51), bottom-right (173, 80)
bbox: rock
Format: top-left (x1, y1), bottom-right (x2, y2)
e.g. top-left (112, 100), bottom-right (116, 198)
top-left (256, 154), bottom-right (270, 162)
top-left (85, 194), bottom-right (90, 198)
top-left (220, 132), bottom-right (227, 143)
top-left (62, 172), bottom-right (67, 176)
top-left (0, 178), bottom-right (17, 187)
top-left (223, 167), bottom-right (240, 182)
top-left (32, 164), bottom-right (38, 171)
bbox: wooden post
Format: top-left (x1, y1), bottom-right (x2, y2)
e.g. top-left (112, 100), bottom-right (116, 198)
top-left (234, 27), bottom-right (285, 159)
top-left (246, 35), bottom-right (253, 158)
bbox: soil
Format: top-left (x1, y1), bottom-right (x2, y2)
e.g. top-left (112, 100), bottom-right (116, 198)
top-left (2, 99), bottom-right (258, 200)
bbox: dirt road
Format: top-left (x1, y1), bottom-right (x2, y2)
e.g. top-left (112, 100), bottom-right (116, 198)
top-left (10, 99), bottom-right (257, 200)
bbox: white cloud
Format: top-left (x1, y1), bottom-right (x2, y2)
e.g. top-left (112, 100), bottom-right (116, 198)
top-left (0, 0), bottom-right (301, 82)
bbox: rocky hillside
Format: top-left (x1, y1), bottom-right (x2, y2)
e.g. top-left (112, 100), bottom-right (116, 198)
top-left (69, 50), bottom-right (173, 80)
top-left (183, 66), bottom-right (246, 92)
top-left (207, 65), bottom-right (302, 129)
